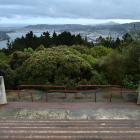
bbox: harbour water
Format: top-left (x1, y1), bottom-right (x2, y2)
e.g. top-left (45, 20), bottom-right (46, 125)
top-left (0, 32), bottom-right (44, 49)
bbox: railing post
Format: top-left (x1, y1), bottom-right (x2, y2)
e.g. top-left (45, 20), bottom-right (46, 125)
top-left (95, 92), bottom-right (97, 102)
top-left (110, 91), bottom-right (112, 102)
top-left (137, 84), bottom-right (140, 104)
top-left (45, 92), bottom-right (48, 102)
top-left (121, 86), bottom-right (123, 98)
top-left (17, 86), bottom-right (21, 100)
top-left (30, 92), bottom-right (34, 102)
top-left (75, 92), bottom-right (78, 98)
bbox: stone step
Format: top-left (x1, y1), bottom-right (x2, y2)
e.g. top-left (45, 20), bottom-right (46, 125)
top-left (0, 120), bottom-right (140, 140)
top-left (0, 119), bottom-right (139, 123)
top-left (0, 134), bottom-right (140, 140)
top-left (0, 123), bottom-right (140, 127)
top-left (0, 119), bottom-right (139, 124)
top-left (0, 135), bottom-right (139, 139)
top-left (1, 127), bottom-right (140, 132)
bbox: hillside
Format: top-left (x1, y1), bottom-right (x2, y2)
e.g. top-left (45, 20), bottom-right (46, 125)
top-left (24, 22), bottom-right (140, 32)
top-left (23, 22), bottom-right (140, 42)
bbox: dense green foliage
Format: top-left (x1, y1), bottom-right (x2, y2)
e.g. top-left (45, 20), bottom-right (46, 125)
top-left (0, 31), bottom-right (139, 89)
top-left (0, 61), bottom-right (15, 88)
top-left (18, 47), bottom-right (92, 86)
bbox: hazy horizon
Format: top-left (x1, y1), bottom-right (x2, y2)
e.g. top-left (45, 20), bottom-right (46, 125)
top-left (1, 19), bottom-right (140, 28)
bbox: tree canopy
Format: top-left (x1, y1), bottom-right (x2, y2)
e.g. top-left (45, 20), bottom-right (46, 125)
top-left (0, 31), bottom-right (139, 89)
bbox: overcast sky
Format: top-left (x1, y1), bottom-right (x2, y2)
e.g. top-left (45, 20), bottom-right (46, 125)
top-left (0, 0), bottom-right (140, 25)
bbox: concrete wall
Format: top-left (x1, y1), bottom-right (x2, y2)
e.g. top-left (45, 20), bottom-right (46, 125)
top-left (137, 85), bottom-right (140, 105)
top-left (0, 76), bottom-right (7, 104)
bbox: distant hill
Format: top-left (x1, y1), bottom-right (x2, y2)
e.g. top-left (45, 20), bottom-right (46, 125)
top-left (1, 22), bottom-right (140, 45)
top-left (24, 22), bottom-right (140, 32)
top-left (23, 22), bottom-right (140, 41)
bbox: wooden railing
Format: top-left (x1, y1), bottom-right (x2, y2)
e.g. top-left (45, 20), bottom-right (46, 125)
top-left (17, 85), bottom-right (138, 103)
top-left (17, 85), bottom-right (66, 102)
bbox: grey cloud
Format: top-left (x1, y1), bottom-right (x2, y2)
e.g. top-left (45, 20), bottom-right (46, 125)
top-left (0, 0), bottom-right (140, 21)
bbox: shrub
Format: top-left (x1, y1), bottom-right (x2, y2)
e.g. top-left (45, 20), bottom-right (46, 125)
top-left (71, 45), bottom-right (90, 54)
top-left (89, 71), bottom-right (108, 85)
top-left (90, 46), bottom-right (112, 58)
top-left (0, 61), bottom-right (15, 88)
top-left (0, 52), bottom-right (10, 63)
top-left (81, 54), bottom-right (98, 67)
top-left (99, 51), bottom-right (124, 85)
top-left (9, 51), bottom-right (31, 70)
top-left (19, 47), bottom-right (93, 86)
top-left (123, 43), bottom-right (140, 86)
top-left (122, 75), bottom-right (137, 89)
top-left (35, 45), bottom-right (45, 51)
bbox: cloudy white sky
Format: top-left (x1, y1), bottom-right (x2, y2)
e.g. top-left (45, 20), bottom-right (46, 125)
top-left (0, 0), bottom-right (140, 25)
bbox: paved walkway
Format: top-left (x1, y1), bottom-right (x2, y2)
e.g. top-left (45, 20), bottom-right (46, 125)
top-left (0, 102), bottom-right (139, 109)
top-left (0, 102), bottom-right (140, 140)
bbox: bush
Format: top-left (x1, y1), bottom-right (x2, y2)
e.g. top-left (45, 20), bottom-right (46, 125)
top-left (0, 61), bottom-right (15, 88)
top-left (89, 71), bottom-right (108, 85)
top-left (71, 45), bottom-right (90, 54)
top-left (81, 54), bottom-right (98, 67)
top-left (19, 47), bottom-right (93, 86)
top-left (9, 51), bottom-right (31, 70)
top-left (122, 75), bottom-right (137, 89)
top-left (0, 52), bottom-right (10, 63)
top-left (35, 45), bottom-right (45, 51)
top-left (123, 43), bottom-right (140, 86)
top-left (99, 51), bottom-right (124, 85)
top-left (90, 46), bottom-right (112, 58)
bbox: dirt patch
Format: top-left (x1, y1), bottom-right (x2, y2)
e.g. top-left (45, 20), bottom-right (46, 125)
top-left (3, 108), bottom-right (139, 120)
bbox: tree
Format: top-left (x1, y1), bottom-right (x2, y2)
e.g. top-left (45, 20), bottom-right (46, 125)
top-left (122, 33), bottom-right (133, 43)
top-left (52, 31), bottom-right (58, 45)
top-left (6, 31), bottom-right (93, 53)
top-left (99, 51), bottom-right (124, 85)
top-left (115, 37), bottom-right (121, 48)
top-left (123, 42), bottom-right (140, 86)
